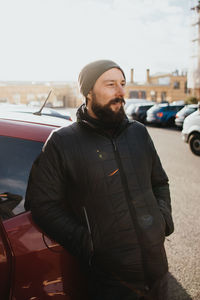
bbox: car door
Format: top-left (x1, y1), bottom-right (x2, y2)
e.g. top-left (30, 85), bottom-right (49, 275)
top-left (1, 212), bottom-right (88, 300)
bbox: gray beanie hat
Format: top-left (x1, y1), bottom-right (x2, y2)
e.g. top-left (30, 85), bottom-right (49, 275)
top-left (78, 59), bottom-right (125, 97)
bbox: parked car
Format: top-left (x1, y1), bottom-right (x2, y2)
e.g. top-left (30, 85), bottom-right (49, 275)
top-left (0, 111), bottom-right (88, 299)
top-left (127, 102), bottom-right (154, 123)
top-left (182, 109), bottom-right (200, 156)
top-left (146, 103), bottom-right (185, 126)
top-left (175, 104), bottom-right (198, 128)
top-left (0, 103), bottom-right (73, 121)
top-left (125, 103), bottom-right (139, 118)
top-left (124, 98), bottom-right (148, 110)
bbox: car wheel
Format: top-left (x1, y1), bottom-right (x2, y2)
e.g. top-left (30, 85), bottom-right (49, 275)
top-left (189, 133), bottom-right (200, 156)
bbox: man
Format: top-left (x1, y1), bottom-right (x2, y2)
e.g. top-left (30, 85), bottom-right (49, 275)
top-left (25, 60), bottom-right (174, 300)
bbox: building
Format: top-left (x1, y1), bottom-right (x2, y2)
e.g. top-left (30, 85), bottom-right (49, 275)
top-left (0, 70), bottom-right (189, 107)
top-left (125, 68), bottom-right (189, 103)
top-left (0, 81), bottom-right (82, 107)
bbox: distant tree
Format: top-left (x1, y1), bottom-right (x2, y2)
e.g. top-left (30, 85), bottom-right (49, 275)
top-left (185, 97), bottom-right (198, 104)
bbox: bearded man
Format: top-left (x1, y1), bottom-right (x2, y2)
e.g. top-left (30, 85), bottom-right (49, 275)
top-left (25, 60), bottom-right (174, 300)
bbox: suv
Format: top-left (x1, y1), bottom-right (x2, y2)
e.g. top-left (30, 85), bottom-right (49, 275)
top-left (182, 109), bottom-right (200, 156)
top-left (146, 103), bottom-right (184, 126)
top-left (175, 104), bottom-right (198, 128)
top-left (130, 103), bottom-right (154, 123)
top-left (0, 111), bottom-right (88, 299)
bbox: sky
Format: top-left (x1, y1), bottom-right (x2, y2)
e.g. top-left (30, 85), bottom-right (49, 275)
top-left (0, 0), bottom-right (194, 83)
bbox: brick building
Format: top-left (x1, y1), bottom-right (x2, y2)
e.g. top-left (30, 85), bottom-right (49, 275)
top-left (125, 69), bottom-right (189, 103)
top-left (0, 69), bottom-right (190, 107)
top-left (0, 81), bottom-right (82, 107)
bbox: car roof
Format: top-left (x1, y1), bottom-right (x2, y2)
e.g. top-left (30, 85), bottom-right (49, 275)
top-left (178, 104), bottom-right (198, 112)
top-left (153, 103), bottom-right (184, 107)
top-left (0, 111), bottom-right (72, 142)
top-left (0, 103), bottom-right (71, 118)
top-left (0, 110), bottom-right (71, 126)
top-left (186, 104), bottom-right (198, 108)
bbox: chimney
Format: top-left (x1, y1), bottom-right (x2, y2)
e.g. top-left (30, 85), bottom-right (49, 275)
top-left (130, 68), bottom-right (134, 83)
top-left (146, 69), bottom-right (150, 83)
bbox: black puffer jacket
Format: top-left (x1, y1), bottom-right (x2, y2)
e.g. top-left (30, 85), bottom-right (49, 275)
top-left (25, 105), bottom-right (174, 289)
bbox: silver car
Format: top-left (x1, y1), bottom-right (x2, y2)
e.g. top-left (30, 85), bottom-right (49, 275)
top-left (175, 104), bottom-right (198, 128)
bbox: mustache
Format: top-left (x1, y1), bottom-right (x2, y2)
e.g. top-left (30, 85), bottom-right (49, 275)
top-left (108, 98), bottom-right (125, 105)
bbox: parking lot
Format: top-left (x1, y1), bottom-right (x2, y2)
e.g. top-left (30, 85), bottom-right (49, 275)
top-left (63, 108), bottom-right (200, 299)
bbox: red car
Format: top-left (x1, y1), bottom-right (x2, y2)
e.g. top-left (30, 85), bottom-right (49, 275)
top-left (0, 111), bottom-right (88, 300)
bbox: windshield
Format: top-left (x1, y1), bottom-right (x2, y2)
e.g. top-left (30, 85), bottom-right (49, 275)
top-left (186, 107), bottom-right (197, 115)
top-left (138, 105), bottom-right (153, 112)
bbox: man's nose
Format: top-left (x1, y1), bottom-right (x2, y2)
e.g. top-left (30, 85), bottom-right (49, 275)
top-left (116, 84), bottom-right (125, 98)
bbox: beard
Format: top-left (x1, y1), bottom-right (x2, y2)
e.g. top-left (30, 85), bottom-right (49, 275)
top-left (91, 94), bottom-right (126, 126)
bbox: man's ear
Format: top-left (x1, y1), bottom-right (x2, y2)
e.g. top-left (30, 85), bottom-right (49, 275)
top-left (87, 90), bottom-right (92, 101)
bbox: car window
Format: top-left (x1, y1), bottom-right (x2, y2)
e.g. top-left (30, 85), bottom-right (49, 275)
top-left (161, 107), bottom-right (169, 112)
top-left (168, 106), bottom-right (176, 111)
top-left (147, 105), bottom-right (160, 113)
top-left (186, 107), bottom-right (197, 114)
top-left (0, 136), bottom-right (43, 220)
top-left (139, 105), bottom-right (153, 111)
top-left (178, 106), bottom-right (184, 111)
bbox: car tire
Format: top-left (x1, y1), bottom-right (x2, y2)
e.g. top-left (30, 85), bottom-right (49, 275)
top-left (189, 133), bottom-right (200, 156)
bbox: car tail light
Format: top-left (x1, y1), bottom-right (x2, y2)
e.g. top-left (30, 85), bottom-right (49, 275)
top-left (156, 112), bottom-right (163, 118)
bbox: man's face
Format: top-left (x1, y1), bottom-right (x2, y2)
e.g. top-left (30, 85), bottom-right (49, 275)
top-left (87, 68), bottom-right (126, 124)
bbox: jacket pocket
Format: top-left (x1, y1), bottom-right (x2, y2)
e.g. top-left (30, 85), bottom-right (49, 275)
top-left (159, 210), bottom-right (166, 233)
top-left (83, 206), bottom-right (94, 265)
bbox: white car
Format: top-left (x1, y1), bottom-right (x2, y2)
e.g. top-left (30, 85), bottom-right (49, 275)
top-left (124, 98), bottom-right (148, 110)
top-left (175, 104), bottom-right (198, 128)
top-left (182, 108), bottom-right (200, 156)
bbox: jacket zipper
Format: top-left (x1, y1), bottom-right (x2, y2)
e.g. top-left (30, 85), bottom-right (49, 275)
top-left (111, 138), bottom-right (149, 284)
top-left (111, 138), bottom-right (137, 219)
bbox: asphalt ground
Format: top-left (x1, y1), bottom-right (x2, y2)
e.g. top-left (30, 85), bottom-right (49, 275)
top-left (60, 108), bottom-right (200, 299)
top-left (146, 125), bottom-right (200, 300)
